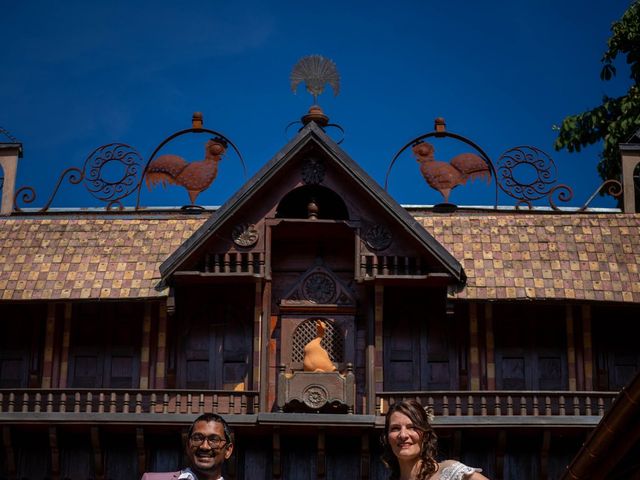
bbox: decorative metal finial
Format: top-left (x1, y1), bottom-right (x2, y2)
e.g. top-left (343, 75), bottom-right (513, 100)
top-left (290, 55), bottom-right (340, 105)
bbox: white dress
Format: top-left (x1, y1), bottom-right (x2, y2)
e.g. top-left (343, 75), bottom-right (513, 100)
top-left (438, 460), bottom-right (482, 480)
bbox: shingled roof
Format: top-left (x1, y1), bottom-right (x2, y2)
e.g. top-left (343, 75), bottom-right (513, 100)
top-left (1, 212), bottom-right (639, 303)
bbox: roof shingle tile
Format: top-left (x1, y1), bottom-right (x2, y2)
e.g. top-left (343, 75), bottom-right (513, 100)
top-left (1, 213), bottom-right (639, 302)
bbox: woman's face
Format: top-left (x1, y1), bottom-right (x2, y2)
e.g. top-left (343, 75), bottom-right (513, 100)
top-left (387, 411), bottom-right (423, 463)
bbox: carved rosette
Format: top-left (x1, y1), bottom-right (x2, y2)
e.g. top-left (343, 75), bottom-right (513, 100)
top-left (302, 385), bottom-right (329, 409)
top-left (232, 223), bottom-right (259, 247)
top-left (364, 224), bottom-right (392, 251)
top-left (302, 272), bottom-right (336, 303)
top-left (302, 157), bottom-right (325, 184)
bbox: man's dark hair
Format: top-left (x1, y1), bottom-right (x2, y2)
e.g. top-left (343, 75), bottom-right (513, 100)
top-left (187, 413), bottom-right (233, 444)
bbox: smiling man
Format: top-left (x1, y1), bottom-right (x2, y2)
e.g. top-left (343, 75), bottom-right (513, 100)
top-left (141, 413), bottom-right (234, 480)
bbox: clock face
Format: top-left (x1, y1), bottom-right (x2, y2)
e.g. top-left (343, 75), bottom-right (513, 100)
top-left (302, 272), bottom-right (336, 304)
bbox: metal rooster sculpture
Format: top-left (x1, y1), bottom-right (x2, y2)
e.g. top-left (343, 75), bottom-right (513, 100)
top-left (412, 141), bottom-right (491, 203)
top-left (145, 138), bottom-right (227, 205)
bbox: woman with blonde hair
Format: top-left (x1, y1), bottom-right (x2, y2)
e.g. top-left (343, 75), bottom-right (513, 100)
top-left (382, 400), bottom-right (489, 480)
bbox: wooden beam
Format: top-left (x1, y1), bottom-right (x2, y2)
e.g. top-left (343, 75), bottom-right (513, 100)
top-left (42, 303), bottom-right (56, 388)
top-left (541, 430), bottom-right (551, 480)
top-left (485, 304), bottom-right (495, 390)
top-left (254, 281), bottom-right (263, 395)
top-left (317, 430), bottom-right (326, 479)
top-left (582, 305), bottom-right (593, 390)
top-left (260, 280), bottom-right (272, 412)
top-left (2, 426), bottom-right (16, 478)
top-left (49, 426), bottom-right (60, 480)
top-left (452, 430), bottom-right (462, 460)
top-left (90, 426), bottom-right (104, 480)
top-left (140, 303), bottom-right (151, 389)
top-left (136, 427), bottom-right (146, 478)
top-left (155, 306), bottom-right (167, 389)
top-left (272, 430), bottom-right (281, 479)
top-left (58, 303), bottom-right (71, 388)
top-left (496, 430), bottom-right (506, 480)
top-left (469, 303), bottom-right (480, 391)
top-left (360, 434), bottom-right (370, 480)
top-left (374, 284), bottom-right (384, 397)
top-left (566, 306), bottom-right (577, 391)
top-left (366, 286), bottom-right (375, 415)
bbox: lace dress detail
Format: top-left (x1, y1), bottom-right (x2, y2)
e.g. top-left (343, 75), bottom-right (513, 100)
top-left (439, 461), bottom-right (481, 480)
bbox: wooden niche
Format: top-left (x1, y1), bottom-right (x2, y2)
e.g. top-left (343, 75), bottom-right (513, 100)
top-left (277, 262), bottom-right (356, 413)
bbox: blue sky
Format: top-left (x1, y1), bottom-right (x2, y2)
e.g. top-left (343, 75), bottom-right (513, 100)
top-left (1, 1), bottom-right (633, 209)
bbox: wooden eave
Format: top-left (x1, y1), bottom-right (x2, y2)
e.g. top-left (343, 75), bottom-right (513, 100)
top-left (159, 122), bottom-right (465, 286)
top-left (561, 370), bottom-right (640, 479)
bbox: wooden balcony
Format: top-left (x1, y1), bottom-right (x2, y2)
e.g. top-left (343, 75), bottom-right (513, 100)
top-left (376, 391), bottom-right (619, 427)
top-left (0, 389), bottom-right (618, 428)
top-left (0, 389), bottom-right (259, 425)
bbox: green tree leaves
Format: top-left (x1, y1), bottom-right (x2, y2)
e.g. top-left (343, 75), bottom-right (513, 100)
top-left (555, 1), bottom-right (640, 188)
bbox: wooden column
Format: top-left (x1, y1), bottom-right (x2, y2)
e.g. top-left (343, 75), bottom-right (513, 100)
top-left (155, 306), bottom-right (167, 389)
top-left (2, 427), bottom-right (16, 479)
top-left (42, 303), bottom-right (56, 388)
top-left (366, 286), bottom-right (375, 415)
top-left (49, 427), bottom-right (60, 480)
top-left (469, 303), bottom-right (481, 391)
top-left (496, 430), bottom-right (506, 480)
top-left (57, 303), bottom-right (71, 388)
top-left (272, 430), bottom-right (281, 479)
top-left (91, 427), bottom-right (104, 480)
top-left (139, 303), bottom-right (152, 389)
top-left (360, 434), bottom-right (370, 480)
top-left (566, 305), bottom-right (577, 391)
top-left (260, 280), bottom-right (272, 412)
top-left (253, 281), bottom-right (263, 394)
top-left (540, 430), bottom-right (551, 480)
top-left (485, 303), bottom-right (496, 390)
top-left (317, 430), bottom-right (326, 479)
top-left (374, 284), bottom-right (384, 410)
top-left (136, 428), bottom-right (146, 478)
top-left (582, 305), bottom-right (593, 390)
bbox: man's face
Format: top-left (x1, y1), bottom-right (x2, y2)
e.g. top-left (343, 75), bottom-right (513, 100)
top-left (186, 420), bottom-right (233, 476)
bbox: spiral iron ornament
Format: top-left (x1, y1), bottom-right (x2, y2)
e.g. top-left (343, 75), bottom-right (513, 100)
top-left (496, 146), bottom-right (561, 201)
top-left (83, 143), bottom-right (143, 203)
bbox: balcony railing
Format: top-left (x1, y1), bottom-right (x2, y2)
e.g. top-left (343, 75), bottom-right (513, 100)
top-left (0, 389), bottom-right (259, 417)
top-left (377, 391), bottom-right (617, 419)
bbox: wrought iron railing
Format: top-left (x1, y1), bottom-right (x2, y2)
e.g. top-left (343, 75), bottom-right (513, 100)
top-left (0, 389), bottom-right (259, 417)
top-left (376, 391), bottom-right (617, 417)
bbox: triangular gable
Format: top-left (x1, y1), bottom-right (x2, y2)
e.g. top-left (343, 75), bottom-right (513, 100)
top-left (159, 122), bottom-right (465, 284)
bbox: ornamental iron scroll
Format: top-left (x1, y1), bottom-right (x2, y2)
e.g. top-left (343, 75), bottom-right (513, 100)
top-left (15, 143), bottom-right (143, 212)
top-left (84, 144), bottom-right (144, 204)
top-left (14, 113), bottom-right (246, 211)
top-left (496, 146), bottom-right (573, 206)
top-left (386, 118), bottom-right (623, 211)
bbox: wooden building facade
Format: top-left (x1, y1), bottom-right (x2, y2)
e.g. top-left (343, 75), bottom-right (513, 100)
top-left (1, 124), bottom-right (640, 479)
